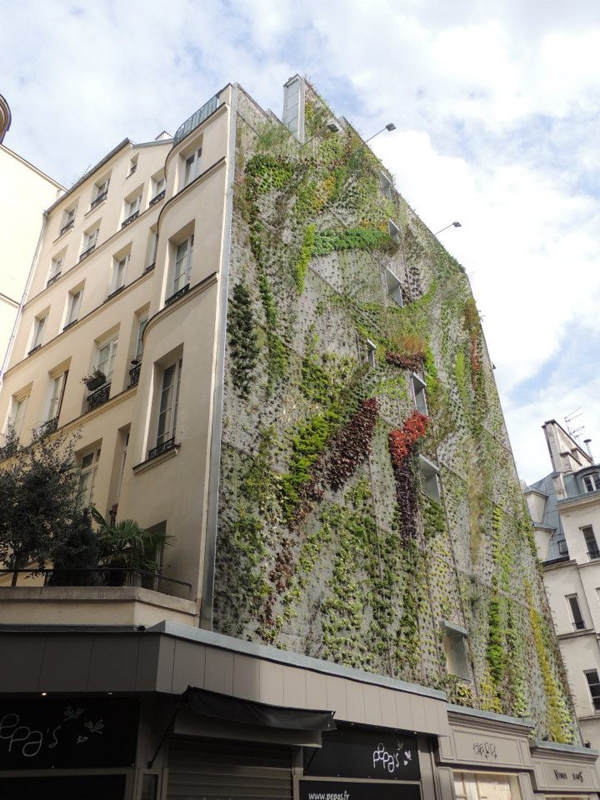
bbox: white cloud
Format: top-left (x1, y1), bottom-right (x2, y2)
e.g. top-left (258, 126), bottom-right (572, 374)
top-left (2, 0), bottom-right (599, 481)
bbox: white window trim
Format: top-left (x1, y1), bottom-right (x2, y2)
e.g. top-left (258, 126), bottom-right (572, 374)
top-left (81, 227), bottom-right (99, 254)
top-left (385, 266), bottom-right (403, 307)
top-left (584, 669), bottom-right (600, 712)
top-left (135, 316), bottom-right (148, 361)
top-left (155, 358), bottom-right (183, 450)
top-left (111, 254), bottom-right (129, 293)
top-left (46, 371), bottom-right (68, 423)
top-left (77, 448), bottom-right (101, 508)
top-left (366, 339), bottom-right (377, 368)
top-left (388, 218), bottom-right (401, 242)
top-left (96, 335), bottom-right (119, 382)
top-left (172, 235), bottom-right (194, 295)
top-left (49, 256), bottom-right (63, 281)
top-left (125, 194), bottom-right (141, 219)
top-left (184, 148), bottom-right (202, 186)
top-left (153, 175), bottom-right (166, 197)
top-left (94, 177), bottom-right (110, 200)
top-left (8, 394), bottom-right (29, 437)
top-left (66, 288), bottom-right (83, 326)
top-left (412, 373), bottom-right (428, 416)
top-left (419, 454), bottom-right (441, 502)
top-left (30, 315), bottom-right (47, 351)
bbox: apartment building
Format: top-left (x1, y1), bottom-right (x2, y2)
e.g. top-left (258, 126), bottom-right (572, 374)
top-left (0, 95), bottom-right (64, 370)
top-left (526, 420), bottom-right (600, 779)
top-left (0, 78), bottom-right (597, 800)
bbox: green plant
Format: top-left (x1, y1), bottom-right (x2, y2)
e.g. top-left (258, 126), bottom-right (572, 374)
top-left (92, 508), bottom-right (172, 578)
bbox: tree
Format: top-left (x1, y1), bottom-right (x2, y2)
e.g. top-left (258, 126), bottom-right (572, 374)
top-left (0, 426), bottom-right (81, 585)
top-left (48, 508), bottom-right (101, 587)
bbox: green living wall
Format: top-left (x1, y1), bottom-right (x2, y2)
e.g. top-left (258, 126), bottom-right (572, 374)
top-left (214, 83), bottom-right (577, 744)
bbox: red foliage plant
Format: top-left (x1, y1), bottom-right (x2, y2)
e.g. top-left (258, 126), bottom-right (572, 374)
top-left (326, 398), bottom-right (379, 491)
top-left (388, 411), bottom-right (430, 543)
top-left (389, 411), bottom-right (429, 466)
top-left (385, 350), bottom-right (424, 372)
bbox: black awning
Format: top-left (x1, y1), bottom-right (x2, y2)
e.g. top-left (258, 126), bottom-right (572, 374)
top-left (181, 686), bottom-right (336, 732)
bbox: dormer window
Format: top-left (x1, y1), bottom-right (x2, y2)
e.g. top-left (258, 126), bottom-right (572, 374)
top-left (583, 473), bottom-right (600, 493)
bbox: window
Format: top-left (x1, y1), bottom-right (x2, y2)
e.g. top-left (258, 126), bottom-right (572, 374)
top-left (147, 229), bottom-right (158, 269)
top-left (77, 448), bottom-right (101, 507)
top-left (60, 206), bottom-right (76, 234)
top-left (91, 177), bottom-right (110, 208)
top-left (585, 670), bottom-right (600, 712)
top-left (420, 455), bottom-right (441, 501)
top-left (388, 218), bottom-right (401, 244)
top-left (80, 227), bottom-right (99, 259)
top-left (380, 171), bottom-right (393, 200)
top-left (366, 339), bottom-right (376, 368)
top-left (153, 175), bottom-right (165, 197)
top-left (123, 194), bottom-right (141, 226)
top-left (184, 148), bottom-right (202, 185)
top-left (96, 335), bottom-right (118, 382)
top-left (111, 254), bottom-right (129, 294)
top-left (583, 473), bottom-right (600, 493)
top-left (154, 358), bottom-right (182, 453)
top-left (135, 315), bottom-right (148, 360)
top-left (8, 394), bottom-right (28, 437)
top-left (128, 156), bottom-right (138, 176)
top-left (385, 267), bottom-right (403, 307)
top-left (29, 314), bottom-right (47, 353)
top-left (48, 256), bottom-right (63, 285)
top-left (65, 288), bottom-right (83, 327)
top-left (567, 594), bottom-right (585, 631)
top-left (442, 623), bottom-right (470, 680)
top-left (412, 374), bottom-right (428, 415)
top-left (46, 371), bottom-right (68, 423)
top-left (172, 235), bottom-right (193, 295)
top-left (557, 539), bottom-right (569, 556)
top-left (583, 526), bottom-right (600, 560)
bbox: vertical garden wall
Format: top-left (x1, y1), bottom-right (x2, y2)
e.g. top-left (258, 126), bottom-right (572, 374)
top-left (214, 83), bottom-right (577, 744)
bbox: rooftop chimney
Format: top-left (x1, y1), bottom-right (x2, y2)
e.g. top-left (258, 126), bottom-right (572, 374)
top-left (584, 438), bottom-right (593, 459)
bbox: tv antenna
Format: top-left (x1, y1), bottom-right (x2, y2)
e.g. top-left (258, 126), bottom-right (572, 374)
top-left (565, 408), bottom-right (585, 441)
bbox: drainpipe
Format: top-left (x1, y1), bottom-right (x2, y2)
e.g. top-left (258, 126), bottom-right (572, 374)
top-left (0, 210), bottom-right (48, 383)
top-left (200, 84), bottom-right (238, 630)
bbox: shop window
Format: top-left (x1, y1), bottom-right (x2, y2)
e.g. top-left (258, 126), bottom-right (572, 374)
top-left (442, 622), bottom-right (470, 680)
top-left (584, 669), bottom-right (600, 712)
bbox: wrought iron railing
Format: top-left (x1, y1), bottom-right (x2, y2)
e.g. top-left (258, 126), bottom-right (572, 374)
top-left (148, 437), bottom-right (176, 460)
top-left (27, 344), bottom-right (42, 356)
top-left (79, 244), bottom-right (96, 262)
top-left (173, 95), bottom-right (219, 144)
top-left (63, 319), bottom-right (78, 331)
top-left (59, 219), bottom-right (74, 236)
top-left (37, 417), bottom-right (58, 438)
top-left (46, 272), bottom-right (61, 288)
top-left (0, 568), bottom-right (191, 595)
top-left (165, 284), bottom-right (190, 307)
top-left (149, 190), bottom-right (165, 206)
top-left (87, 382), bottom-right (111, 412)
top-left (129, 362), bottom-right (141, 387)
top-left (573, 620), bottom-right (586, 631)
top-left (122, 210), bottom-right (140, 228)
top-left (106, 285), bottom-right (125, 301)
top-left (588, 548), bottom-right (600, 561)
top-left (145, 262), bottom-right (156, 272)
top-left (90, 190), bottom-right (108, 209)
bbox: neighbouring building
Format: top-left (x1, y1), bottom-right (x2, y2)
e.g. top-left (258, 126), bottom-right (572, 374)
top-left (0, 77), bottom-right (597, 800)
top-left (525, 419), bottom-right (600, 779)
top-left (0, 95), bottom-right (64, 375)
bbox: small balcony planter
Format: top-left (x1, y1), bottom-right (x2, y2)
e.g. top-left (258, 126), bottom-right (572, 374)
top-left (81, 369), bottom-right (107, 391)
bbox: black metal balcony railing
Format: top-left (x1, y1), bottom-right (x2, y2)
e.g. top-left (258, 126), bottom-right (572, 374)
top-left (573, 621), bottom-right (586, 631)
top-left (0, 567), bottom-right (191, 595)
top-left (79, 244), bottom-right (96, 262)
top-left (59, 219), bottom-right (74, 236)
top-left (90, 190), bottom-right (108, 210)
top-left (121, 210), bottom-right (140, 228)
top-left (106, 285), bottom-right (125, 301)
top-left (128, 362), bottom-right (141, 387)
top-left (149, 190), bottom-right (165, 206)
top-left (148, 437), bottom-right (176, 460)
top-left (63, 319), bottom-right (78, 331)
top-left (46, 272), bottom-right (61, 288)
top-left (87, 382), bottom-right (111, 412)
top-left (27, 344), bottom-right (42, 356)
top-left (588, 548), bottom-right (600, 561)
top-left (38, 417), bottom-right (58, 438)
top-left (173, 94), bottom-right (219, 144)
top-left (165, 283), bottom-right (190, 307)
top-left (145, 262), bottom-right (156, 272)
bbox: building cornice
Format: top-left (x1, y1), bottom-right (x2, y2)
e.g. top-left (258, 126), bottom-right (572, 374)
top-left (558, 492), bottom-right (600, 511)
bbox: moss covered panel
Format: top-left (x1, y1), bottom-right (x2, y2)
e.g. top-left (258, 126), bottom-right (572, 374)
top-left (214, 85), bottom-right (578, 743)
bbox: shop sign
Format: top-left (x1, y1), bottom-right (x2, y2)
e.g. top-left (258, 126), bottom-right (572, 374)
top-left (0, 697), bottom-right (139, 770)
top-left (299, 778), bottom-right (421, 800)
top-left (535, 760), bottom-right (598, 791)
top-left (304, 727), bottom-right (420, 781)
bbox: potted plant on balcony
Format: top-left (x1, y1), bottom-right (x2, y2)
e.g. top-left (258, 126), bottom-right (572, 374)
top-left (81, 368), bottom-right (106, 391)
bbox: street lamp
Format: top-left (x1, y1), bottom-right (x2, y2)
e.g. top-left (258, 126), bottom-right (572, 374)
top-left (365, 123), bottom-right (396, 143)
top-left (434, 221), bottom-right (462, 236)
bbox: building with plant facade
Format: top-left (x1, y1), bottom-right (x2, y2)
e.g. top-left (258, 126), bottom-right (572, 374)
top-left (0, 76), bottom-right (597, 800)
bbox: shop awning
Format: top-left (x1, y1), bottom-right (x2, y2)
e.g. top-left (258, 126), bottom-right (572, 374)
top-left (181, 686), bottom-right (336, 732)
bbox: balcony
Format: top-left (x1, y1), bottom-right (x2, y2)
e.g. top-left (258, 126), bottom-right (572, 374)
top-left (87, 382), bottom-right (110, 412)
top-left (59, 219), bottom-right (74, 236)
top-left (0, 569), bottom-right (196, 627)
top-left (149, 189), bottom-right (165, 206)
top-left (165, 283), bottom-right (190, 307)
top-left (149, 437), bottom-right (176, 460)
top-left (46, 272), bottom-right (61, 288)
top-left (121, 210), bottom-right (140, 228)
top-left (173, 94), bottom-right (219, 144)
top-left (90, 190), bottom-right (108, 210)
top-left (78, 244), bottom-right (96, 262)
top-left (128, 362), bottom-right (141, 387)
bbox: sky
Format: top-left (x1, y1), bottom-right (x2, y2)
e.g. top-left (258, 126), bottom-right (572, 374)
top-left (2, 0), bottom-right (600, 483)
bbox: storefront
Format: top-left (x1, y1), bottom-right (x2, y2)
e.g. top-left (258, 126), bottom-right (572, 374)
top-left (530, 741), bottom-right (600, 800)
top-left (435, 707), bottom-right (539, 800)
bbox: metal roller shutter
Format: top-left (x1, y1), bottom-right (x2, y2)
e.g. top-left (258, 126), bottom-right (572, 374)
top-left (167, 737), bottom-right (293, 799)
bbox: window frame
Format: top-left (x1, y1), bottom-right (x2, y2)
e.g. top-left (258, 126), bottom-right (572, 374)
top-left (77, 448), bottom-right (101, 508)
top-left (412, 373), bottom-right (428, 416)
top-left (8, 394), bottom-right (29, 437)
top-left (96, 334), bottom-right (119, 383)
top-left (184, 147), bottom-right (202, 186)
top-left (135, 315), bottom-right (148, 361)
top-left (48, 255), bottom-right (63, 283)
top-left (583, 473), bottom-right (600, 493)
top-left (155, 358), bottom-right (183, 452)
top-left (582, 526), bottom-right (600, 560)
top-left (111, 253), bottom-right (129, 293)
top-left (65, 288), bottom-right (83, 327)
top-left (125, 194), bottom-right (141, 220)
top-left (172, 235), bottom-right (194, 295)
top-left (442, 622), bottom-right (470, 680)
top-left (46, 371), bottom-right (68, 423)
top-left (566, 593), bottom-right (585, 631)
top-left (385, 266), bottom-right (403, 307)
top-left (93, 177), bottom-right (110, 203)
top-left (30, 314), bottom-right (48, 352)
top-left (419, 454), bottom-right (441, 502)
top-left (585, 669), bottom-right (600, 712)
top-left (153, 175), bottom-right (166, 197)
